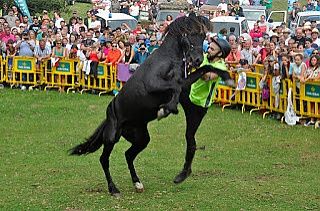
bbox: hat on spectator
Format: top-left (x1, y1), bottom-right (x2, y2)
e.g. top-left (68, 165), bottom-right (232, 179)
top-left (19, 23), bottom-right (26, 27)
top-left (312, 28), bottom-right (319, 34)
top-left (138, 34), bottom-right (146, 40)
top-left (11, 27), bottom-right (18, 32)
top-left (283, 28), bottom-right (290, 33)
top-left (311, 43), bottom-right (319, 49)
top-left (303, 25), bottom-right (311, 31)
top-left (304, 21), bottom-right (311, 26)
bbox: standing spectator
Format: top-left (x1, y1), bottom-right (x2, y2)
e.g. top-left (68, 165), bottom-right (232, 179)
top-left (120, 0), bottom-right (130, 14)
top-left (258, 15), bottom-right (268, 33)
top-left (54, 11), bottom-right (64, 30)
top-left (311, 28), bottom-right (320, 46)
top-left (305, 0), bottom-right (315, 11)
top-left (89, 14), bottom-right (101, 32)
top-left (241, 40), bottom-right (254, 65)
top-left (87, 43), bottom-right (101, 78)
top-left (254, 41), bottom-right (272, 64)
top-left (226, 43), bottom-right (241, 66)
top-left (290, 53), bottom-right (307, 93)
top-left (281, 54), bottom-right (291, 79)
top-left (133, 43), bottom-right (150, 64)
top-left (84, 11), bottom-right (92, 29)
top-left (217, 0), bottom-right (228, 13)
top-left (129, 1), bottom-right (140, 20)
top-left (261, 0), bottom-right (273, 16)
top-left (230, 1), bottom-right (244, 17)
top-left (121, 42), bottom-right (135, 64)
top-left (148, 36), bottom-right (159, 54)
top-left (1, 27), bottom-right (16, 44)
top-left (104, 42), bottom-right (121, 65)
top-left (74, 17), bottom-right (87, 35)
top-left (250, 23), bottom-right (263, 39)
top-left (3, 9), bottom-right (19, 28)
top-left (34, 39), bottom-right (51, 70)
top-left (293, 27), bottom-right (306, 46)
top-left (29, 16), bottom-right (41, 33)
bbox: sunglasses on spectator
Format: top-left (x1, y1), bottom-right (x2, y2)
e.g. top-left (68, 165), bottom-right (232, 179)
top-left (56, 42), bottom-right (62, 44)
top-left (112, 45), bottom-right (117, 47)
top-left (313, 51), bottom-right (319, 54)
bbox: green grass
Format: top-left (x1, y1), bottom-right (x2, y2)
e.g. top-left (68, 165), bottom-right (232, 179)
top-left (0, 88), bottom-right (319, 210)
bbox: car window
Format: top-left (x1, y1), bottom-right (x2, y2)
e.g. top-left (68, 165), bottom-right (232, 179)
top-left (299, 16), bottom-right (320, 26)
top-left (107, 19), bottom-right (137, 29)
top-left (212, 22), bottom-right (240, 37)
top-left (205, 0), bottom-right (220, 5)
top-left (156, 11), bottom-right (180, 22)
top-left (243, 10), bottom-right (265, 21)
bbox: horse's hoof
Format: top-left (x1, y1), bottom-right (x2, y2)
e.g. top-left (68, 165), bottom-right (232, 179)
top-left (134, 182), bottom-right (144, 193)
top-left (173, 169), bottom-right (192, 184)
top-left (157, 108), bottom-right (169, 120)
top-left (111, 192), bottom-right (121, 198)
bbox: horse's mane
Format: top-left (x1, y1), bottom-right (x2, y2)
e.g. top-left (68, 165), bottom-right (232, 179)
top-left (164, 13), bottom-right (213, 36)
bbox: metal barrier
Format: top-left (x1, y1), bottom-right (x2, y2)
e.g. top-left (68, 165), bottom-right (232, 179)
top-left (0, 56), bottom-right (4, 87)
top-left (80, 63), bottom-right (117, 96)
top-left (253, 64), bottom-right (265, 74)
top-left (215, 71), bottom-right (238, 111)
top-left (269, 78), bottom-right (292, 117)
top-left (9, 56), bottom-right (40, 89)
top-left (44, 58), bottom-right (80, 93)
top-left (299, 81), bottom-right (320, 127)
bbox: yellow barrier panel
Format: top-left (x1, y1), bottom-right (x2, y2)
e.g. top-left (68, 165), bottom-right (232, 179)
top-left (215, 71), bottom-right (237, 111)
top-left (10, 56), bottom-right (40, 89)
top-left (0, 56), bottom-right (4, 84)
top-left (45, 58), bottom-right (80, 93)
top-left (80, 63), bottom-right (117, 96)
top-left (291, 80), bottom-right (301, 116)
top-left (253, 64), bottom-right (265, 74)
top-left (299, 81), bottom-right (320, 123)
top-left (269, 79), bottom-right (292, 117)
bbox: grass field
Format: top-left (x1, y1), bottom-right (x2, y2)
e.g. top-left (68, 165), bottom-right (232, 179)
top-left (0, 88), bottom-right (319, 210)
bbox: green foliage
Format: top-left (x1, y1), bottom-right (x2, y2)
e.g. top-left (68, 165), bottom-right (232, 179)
top-left (27, 0), bottom-right (66, 14)
top-left (0, 88), bottom-right (319, 210)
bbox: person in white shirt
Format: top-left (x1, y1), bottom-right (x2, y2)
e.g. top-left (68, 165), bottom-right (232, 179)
top-left (311, 28), bottom-right (320, 46)
top-left (217, 0), bottom-right (228, 12)
top-left (129, 1), bottom-right (140, 20)
top-left (54, 11), bottom-right (64, 30)
top-left (89, 14), bottom-right (101, 32)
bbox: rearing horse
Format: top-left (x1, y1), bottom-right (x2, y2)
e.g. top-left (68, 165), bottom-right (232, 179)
top-left (70, 14), bottom-right (233, 197)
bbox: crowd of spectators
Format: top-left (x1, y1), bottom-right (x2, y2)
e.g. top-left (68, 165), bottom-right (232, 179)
top-left (0, 0), bottom-right (320, 124)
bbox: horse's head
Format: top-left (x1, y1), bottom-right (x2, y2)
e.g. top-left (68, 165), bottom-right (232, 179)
top-left (181, 32), bottom-right (206, 67)
top-left (166, 13), bottom-right (213, 68)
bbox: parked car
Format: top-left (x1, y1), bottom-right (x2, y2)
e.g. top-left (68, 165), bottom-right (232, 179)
top-left (96, 11), bottom-right (138, 30)
top-left (199, 0), bottom-right (220, 14)
top-left (290, 11), bottom-right (320, 31)
top-left (211, 16), bottom-right (249, 37)
top-left (242, 6), bottom-right (287, 30)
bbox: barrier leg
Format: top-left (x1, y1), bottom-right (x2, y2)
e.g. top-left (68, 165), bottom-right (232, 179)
top-left (250, 107), bottom-right (260, 115)
top-left (99, 91), bottom-right (108, 97)
top-left (222, 103), bottom-right (232, 112)
top-left (263, 111), bottom-right (270, 119)
top-left (242, 104), bottom-right (245, 114)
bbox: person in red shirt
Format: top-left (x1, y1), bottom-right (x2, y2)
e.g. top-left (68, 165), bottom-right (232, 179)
top-left (87, 43), bottom-right (102, 78)
top-left (225, 43), bottom-right (241, 67)
top-left (1, 27), bottom-right (16, 44)
top-left (249, 23), bottom-right (263, 39)
top-left (105, 42), bottom-right (122, 66)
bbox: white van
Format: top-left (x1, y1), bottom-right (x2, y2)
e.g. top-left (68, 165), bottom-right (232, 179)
top-left (96, 10), bottom-right (138, 30)
top-left (290, 11), bottom-right (320, 31)
top-left (242, 6), bottom-right (287, 30)
top-left (211, 16), bottom-right (250, 37)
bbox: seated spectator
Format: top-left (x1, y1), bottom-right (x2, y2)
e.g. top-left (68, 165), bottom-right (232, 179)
top-left (133, 43), bottom-right (150, 65)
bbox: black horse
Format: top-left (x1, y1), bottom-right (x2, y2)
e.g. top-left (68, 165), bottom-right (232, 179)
top-left (70, 14), bottom-right (232, 197)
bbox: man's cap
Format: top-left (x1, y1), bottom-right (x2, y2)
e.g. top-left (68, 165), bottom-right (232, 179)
top-left (312, 28), bottom-right (319, 34)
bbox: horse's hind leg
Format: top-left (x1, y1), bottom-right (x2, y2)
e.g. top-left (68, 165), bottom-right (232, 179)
top-left (122, 125), bottom-right (150, 193)
top-left (100, 142), bottom-right (121, 197)
top-left (174, 88), bottom-right (208, 184)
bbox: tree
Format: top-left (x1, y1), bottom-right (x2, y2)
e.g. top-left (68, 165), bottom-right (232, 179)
top-left (27, 0), bottom-right (66, 14)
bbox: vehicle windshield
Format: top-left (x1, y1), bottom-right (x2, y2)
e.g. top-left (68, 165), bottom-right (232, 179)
top-left (156, 11), bottom-right (180, 22)
top-left (107, 19), bottom-right (137, 29)
top-left (243, 10), bottom-right (265, 21)
top-left (212, 22), bottom-right (240, 37)
top-left (299, 16), bottom-right (320, 26)
top-left (205, 0), bottom-right (220, 6)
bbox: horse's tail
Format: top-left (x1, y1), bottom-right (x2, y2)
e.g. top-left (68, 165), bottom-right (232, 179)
top-left (69, 119), bottom-right (107, 156)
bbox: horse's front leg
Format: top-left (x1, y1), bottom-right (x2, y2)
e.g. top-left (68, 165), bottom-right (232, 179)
top-left (157, 84), bottom-right (182, 120)
top-left (174, 88), bottom-right (208, 183)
